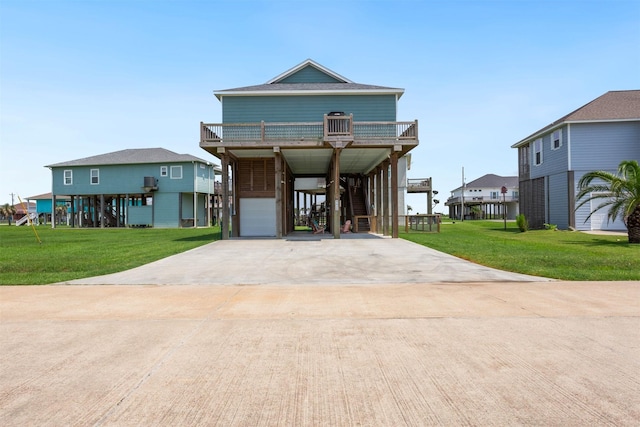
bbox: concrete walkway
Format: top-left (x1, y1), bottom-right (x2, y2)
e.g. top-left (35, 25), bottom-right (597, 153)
top-left (1, 236), bottom-right (639, 426)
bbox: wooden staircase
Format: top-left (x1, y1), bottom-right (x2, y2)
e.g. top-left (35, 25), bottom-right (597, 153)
top-left (344, 175), bottom-right (370, 232)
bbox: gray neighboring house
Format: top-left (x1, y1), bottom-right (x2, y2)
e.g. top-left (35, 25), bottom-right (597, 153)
top-left (47, 148), bottom-right (220, 228)
top-left (446, 174), bottom-right (519, 220)
top-left (512, 90), bottom-right (640, 230)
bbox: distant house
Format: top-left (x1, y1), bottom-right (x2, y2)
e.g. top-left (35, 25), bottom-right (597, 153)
top-left (445, 174), bottom-right (519, 220)
top-left (511, 90), bottom-right (640, 230)
top-left (26, 192), bottom-right (70, 225)
top-left (199, 59), bottom-right (419, 238)
top-left (46, 148), bottom-right (220, 228)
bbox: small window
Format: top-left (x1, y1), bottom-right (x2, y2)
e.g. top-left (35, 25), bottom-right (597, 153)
top-left (64, 170), bottom-right (73, 185)
top-left (534, 138), bottom-right (543, 165)
top-left (160, 166), bottom-right (168, 177)
top-left (490, 191), bottom-right (499, 199)
top-left (170, 165), bottom-right (182, 179)
top-left (90, 169), bottom-right (99, 185)
top-left (551, 130), bottom-right (562, 150)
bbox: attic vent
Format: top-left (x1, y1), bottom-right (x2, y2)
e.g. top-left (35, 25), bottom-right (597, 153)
top-left (142, 176), bottom-right (158, 192)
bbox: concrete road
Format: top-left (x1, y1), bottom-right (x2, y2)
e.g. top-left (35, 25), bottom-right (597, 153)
top-left (1, 237), bottom-right (639, 426)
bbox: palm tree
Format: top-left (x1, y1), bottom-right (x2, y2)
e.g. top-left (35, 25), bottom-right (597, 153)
top-left (576, 160), bottom-right (640, 243)
top-left (1, 203), bottom-right (17, 225)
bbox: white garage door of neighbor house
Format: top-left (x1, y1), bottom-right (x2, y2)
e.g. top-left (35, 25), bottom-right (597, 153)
top-left (590, 196), bottom-right (626, 231)
top-left (239, 198), bottom-right (276, 237)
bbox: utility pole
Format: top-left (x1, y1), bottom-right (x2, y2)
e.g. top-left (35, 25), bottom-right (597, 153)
top-left (10, 193), bottom-right (15, 206)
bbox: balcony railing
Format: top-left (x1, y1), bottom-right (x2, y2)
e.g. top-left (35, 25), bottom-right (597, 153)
top-left (407, 178), bottom-right (432, 193)
top-left (201, 116), bottom-right (418, 146)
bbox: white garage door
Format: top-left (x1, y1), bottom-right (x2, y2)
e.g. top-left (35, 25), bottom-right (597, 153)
top-left (590, 196), bottom-right (626, 231)
top-left (239, 198), bottom-right (276, 237)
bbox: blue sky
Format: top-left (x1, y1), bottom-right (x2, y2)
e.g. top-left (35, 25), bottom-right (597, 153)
top-left (1, 0), bottom-right (638, 212)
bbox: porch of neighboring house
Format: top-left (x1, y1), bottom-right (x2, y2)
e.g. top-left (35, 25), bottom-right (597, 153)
top-left (201, 114), bottom-right (418, 239)
top-left (446, 195), bottom-right (519, 221)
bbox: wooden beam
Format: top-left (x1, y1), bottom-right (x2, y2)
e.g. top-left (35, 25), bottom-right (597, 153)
top-left (221, 154), bottom-right (230, 239)
top-left (332, 148), bottom-right (341, 239)
top-left (390, 152), bottom-right (399, 238)
top-left (275, 152), bottom-right (283, 238)
top-left (382, 160), bottom-right (390, 236)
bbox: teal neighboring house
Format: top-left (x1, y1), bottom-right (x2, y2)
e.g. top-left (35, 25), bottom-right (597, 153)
top-left (47, 148), bottom-right (220, 228)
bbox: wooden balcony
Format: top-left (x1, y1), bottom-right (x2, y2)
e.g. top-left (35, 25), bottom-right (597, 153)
top-left (200, 115), bottom-right (418, 150)
top-left (407, 178), bottom-right (432, 193)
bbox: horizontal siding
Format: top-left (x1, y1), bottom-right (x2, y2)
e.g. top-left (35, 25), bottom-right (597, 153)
top-left (570, 122), bottom-right (640, 171)
top-left (51, 162), bottom-right (215, 196)
top-left (278, 67), bottom-right (342, 83)
top-left (530, 126), bottom-right (568, 179)
top-left (547, 173), bottom-right (569, 229)
top-left (222, 95), bottom-right (397, 123)
top-left (153, 192), bottom-right (179, 228)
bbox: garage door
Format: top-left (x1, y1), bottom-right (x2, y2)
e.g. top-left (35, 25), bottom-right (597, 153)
top-left (590, 196), bottom-right (626, 231)
top-left (239, 198), bottom-right (276, 237)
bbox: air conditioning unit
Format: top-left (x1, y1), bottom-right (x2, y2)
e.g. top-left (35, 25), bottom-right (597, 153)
top-left (142, 176), bottom-right (158, 192)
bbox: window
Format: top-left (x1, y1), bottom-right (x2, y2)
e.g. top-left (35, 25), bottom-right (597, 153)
top-left (170, 165), bottom-right (182, 179)
top-left (64, 170), bottom-right (73, 185)
top-left (90, 169), bottom-right (99, 185)
top-left (490, 191), bottom-right (499, 199)
top-left (534, 138), bottom-right (543, 165)
top-left (160, 166), bottom-right (168, 177)
top-left (551, 130), bottom-right (562, 150)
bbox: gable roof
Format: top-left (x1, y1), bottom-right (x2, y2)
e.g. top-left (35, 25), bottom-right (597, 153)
top-left (512, 90), bottom-right (640, 148)
top-left (214, 59), bottom-right (404, 100)
top-left (46, 148), bottom-right (215, 168)
top-left (266, 59), bottom-right (352, 84)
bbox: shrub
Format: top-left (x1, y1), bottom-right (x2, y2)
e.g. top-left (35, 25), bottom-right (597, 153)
top-left (516, 214), bottom-right (529, 232)
top-left (544, 223), bottom-right (558, 231)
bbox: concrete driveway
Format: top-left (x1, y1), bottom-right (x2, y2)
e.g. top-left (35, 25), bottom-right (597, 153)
top-left (1, 236), bottom-right (639, 426)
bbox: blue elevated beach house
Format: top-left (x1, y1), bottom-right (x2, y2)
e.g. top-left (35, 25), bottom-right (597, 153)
top-left (512, 90), bottom-right (640, 230)
top-left (47, 148), bottom-right (219, 228)
top-left (199, 59), bottom-right (419, 238)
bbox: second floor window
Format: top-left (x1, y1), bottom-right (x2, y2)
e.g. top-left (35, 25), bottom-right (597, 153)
top-left (534, 139), bottom-right (543, 165)
top-left (64, 170), bottom-right (72, 185)
top-left (170, 165), bottom-right (182, 179)
top-left (90, 169), bottom-right (99, 185)
top-left (552, 130), bottom-right (562, 150)
top-left (160, 166), bottom-right (168, 177)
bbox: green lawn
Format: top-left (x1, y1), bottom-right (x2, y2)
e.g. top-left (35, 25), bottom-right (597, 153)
top-left (1, 221), bottom-right (638, 285)
top-left (400, 220), bottom-right (639, 281)
top-left (0, 226), bottom-right (221, 285)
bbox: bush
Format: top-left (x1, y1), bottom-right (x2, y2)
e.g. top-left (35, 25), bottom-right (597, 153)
top-left (544, 223), bottom-right (558, 231)
top-left (516, 214), bottom-right (529, 232)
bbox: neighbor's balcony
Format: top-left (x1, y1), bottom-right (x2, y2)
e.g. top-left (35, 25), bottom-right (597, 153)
top-left (200, 114), bottom-right (418, 149)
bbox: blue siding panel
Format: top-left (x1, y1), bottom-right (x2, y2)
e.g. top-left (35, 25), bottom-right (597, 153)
top-left (222, 95), bottom-right (397, 123)
top-left (570, 122), bottom-right (640, 171)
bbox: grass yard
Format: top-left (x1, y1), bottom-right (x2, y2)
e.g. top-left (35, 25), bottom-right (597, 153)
top-left (0, 226), bottom-right (220, 285)
top-left (400, 220), bottom-right (640, 281)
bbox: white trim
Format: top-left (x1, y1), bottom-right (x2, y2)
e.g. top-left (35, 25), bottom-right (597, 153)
top-left (567, 123), bottom-right (572, 170)
top-left (215, 88), bottom-right (404, 99)
top-left (64, 170), bottom-right (73, 185)
top-left (160, 165), bottom-right (168, 177)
